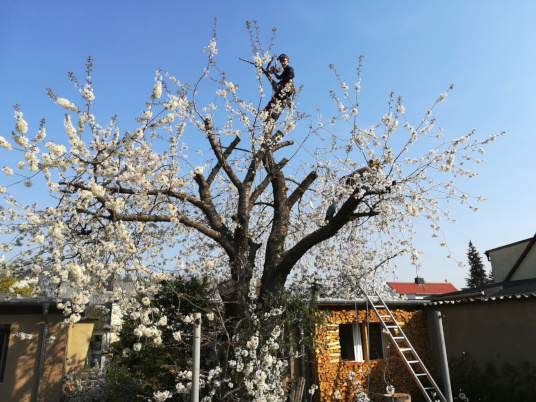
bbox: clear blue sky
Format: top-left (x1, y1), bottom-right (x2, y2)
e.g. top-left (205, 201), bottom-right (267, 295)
top-left (1, 0), bottom-right (535, 289)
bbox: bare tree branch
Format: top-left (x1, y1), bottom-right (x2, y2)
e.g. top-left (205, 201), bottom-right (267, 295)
top-left (206, 137), bottom-right (241, 185)
top-left (204, 119), bottom-right (242, 190)
top-left (286, 171), bottom-right (318, 208)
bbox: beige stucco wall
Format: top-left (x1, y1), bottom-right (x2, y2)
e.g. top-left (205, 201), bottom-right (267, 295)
top-left (0, 313), bottom-right (67, 402)
top-left (66, 321), bottom-right (94, 377)
top-left (488, 239), bottom-right (536, 282)
top-left (427, 298), bottom-right (536, 370)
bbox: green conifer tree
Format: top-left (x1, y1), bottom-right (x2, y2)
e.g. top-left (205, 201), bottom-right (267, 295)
top-left (466, 241), bottom-right (491, 288)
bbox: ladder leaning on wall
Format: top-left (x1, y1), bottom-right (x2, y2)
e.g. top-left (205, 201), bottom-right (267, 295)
top-left (362, 290), bottom-right (447, 402)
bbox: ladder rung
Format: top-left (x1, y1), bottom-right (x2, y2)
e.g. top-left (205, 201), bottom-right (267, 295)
top-left (407, 360), bottom-right (420, 364)
top-left (393, 336), bottom-right (404, 339)
top-left (386, 325), bottom-right (397, 328)
top-left (424, 387), bottom-right (438, 390)
top-left (415, 373), bottom-right (428, 376)
top-left (399, 348), bottom-right (412, 352)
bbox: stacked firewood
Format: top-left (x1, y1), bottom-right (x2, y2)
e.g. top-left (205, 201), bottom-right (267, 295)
top-left (313, 308), bottom-right (434, 401)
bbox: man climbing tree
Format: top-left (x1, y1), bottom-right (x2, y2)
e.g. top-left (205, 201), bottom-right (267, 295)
top-left (262, 53), bottom-right (295, 121)
top-left (466, 240), bottom-right (492, 288)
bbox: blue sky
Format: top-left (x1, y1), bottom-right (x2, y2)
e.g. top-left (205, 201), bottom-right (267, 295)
top-left (1, 1), bottom-right (535, 289)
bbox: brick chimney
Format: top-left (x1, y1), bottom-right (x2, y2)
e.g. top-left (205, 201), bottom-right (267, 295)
top-left (415, 276), bottom-right (425, 285)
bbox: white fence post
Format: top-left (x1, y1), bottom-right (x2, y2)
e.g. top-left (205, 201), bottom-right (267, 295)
top-left (191, 312), bottom-right (202, 402)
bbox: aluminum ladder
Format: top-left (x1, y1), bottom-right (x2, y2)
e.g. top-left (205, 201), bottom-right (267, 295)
top-left (362, 290), bottom-right (447, 402)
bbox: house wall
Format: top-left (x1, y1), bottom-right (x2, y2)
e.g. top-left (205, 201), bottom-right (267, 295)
top-left (488, 239), bottom-right (536, 282)
top-left (510, 243), bottom-right (536, 281)
top-left (427, 298), bottom-right (536, 369)
top-left (0, 313), bottom-right (67, 402)
top-left (314, 307), bottom-right (433, 402)
top-left (66, 322), bottom-right (95, 377)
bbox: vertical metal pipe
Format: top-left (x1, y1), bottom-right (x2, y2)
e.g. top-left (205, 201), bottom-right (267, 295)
top-left (191, 313), bottom-right (202, 402)
top-left (35, 302), bottom-right (50, 402)
top-left (434, 311), bottom-right (453, 402)
top-left (300, 326), bottom-right (307, 401)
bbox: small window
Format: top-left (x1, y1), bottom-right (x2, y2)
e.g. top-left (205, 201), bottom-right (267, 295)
top-left (367, 323), bottom-right (386, 360)
top-left (339, 322), bottom-right (387, 362)
top-left (90, 335), bottom-right (103, 351)
top-left (339, 324), bottom-right (357, 360)
top-left (0, 324), bottom-right (10, 382)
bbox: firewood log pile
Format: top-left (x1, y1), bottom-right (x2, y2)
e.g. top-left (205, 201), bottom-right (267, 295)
top-left (312, 308), bottom-right (434, 401)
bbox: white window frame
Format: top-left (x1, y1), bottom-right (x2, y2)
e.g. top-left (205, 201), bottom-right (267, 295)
top-left (340, 322), bottom-right (388, 362)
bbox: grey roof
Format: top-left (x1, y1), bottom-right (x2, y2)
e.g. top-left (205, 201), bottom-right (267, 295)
top-left (0, 293), bottom-right (70, 314)
top-left (59, 281), bottom-right (137, 305)
top-left (431, 277), bottom-right (536, 304)
top-left (315, 298), bottom-right (431, 307)
top-left (0, 293), bottom-right (64, 306)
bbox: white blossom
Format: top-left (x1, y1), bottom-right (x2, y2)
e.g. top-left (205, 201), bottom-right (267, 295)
top-left (12, 133), bottom-right (29, 147)
top-left (33, 128), bottom-right (46, 142)
top-left (0, 136), bottom-right (12, 150)
top-left (153, 390), bottom-right (171, 401)
top-left (82, 86), bottom-right (95, 101)
top-left (2, 167), bottom-right (13, 176)
top-left (151, 82), bottom-right (162, 100)
top-left (56, 97), bottom-right (77, 111)
top-left (15, 118), bottom-right (28, 134)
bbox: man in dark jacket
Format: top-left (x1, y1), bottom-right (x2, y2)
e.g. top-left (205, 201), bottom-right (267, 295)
top-left (273, 53), bottom-right (295, 85)
top-left (263, 54), bottom-right (295, 118)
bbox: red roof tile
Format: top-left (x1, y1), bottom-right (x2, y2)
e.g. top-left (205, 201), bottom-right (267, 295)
top-left (387, 282), bottom-right (458, 295)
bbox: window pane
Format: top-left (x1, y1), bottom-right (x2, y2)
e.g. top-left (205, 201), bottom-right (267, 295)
top-left (0, 324), bottom-right (10, 383)
top-left (368, 323), bottom-right (385, 360)
top-left (339, 324), bottom-right (355, 361)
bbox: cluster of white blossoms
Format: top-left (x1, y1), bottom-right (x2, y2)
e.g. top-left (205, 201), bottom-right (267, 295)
top-left (203, 38), bottom-right (218, 56)
top-left (13, 332), bottom-right (34, 340)
top-left (0, 136), bottom-right (12, 150)
top-left (227, 311), bottom-right (288, 400)
top-left (56, 97), bottom-right (78, 111)
top-left (12, 132), bottom-right (29, 147)
top-left (151, 81), bottom-right (162, 100)
top-left (81, 84), bottom-right (95, 101)
top-left (14, 110), bottom-right (28, 135)
top-left (153, 390), bottom-right (172, 401)
top-left (2, 167), bottom-right (13, 176)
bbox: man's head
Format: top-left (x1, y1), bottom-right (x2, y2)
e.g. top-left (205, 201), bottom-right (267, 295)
top-left (368, 159), bottom-right (381, 169)
top-left (278, 54), bottom-right (289, 67)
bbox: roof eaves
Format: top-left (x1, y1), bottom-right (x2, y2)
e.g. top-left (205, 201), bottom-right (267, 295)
top-left (431, 292), bottom-right (536, 305)
top-left (0, 294), bottom-right (68, 306)
top-left (315, 298), bottom-right (431, 307)
top-left (484, 236), bottom-right (534, 258)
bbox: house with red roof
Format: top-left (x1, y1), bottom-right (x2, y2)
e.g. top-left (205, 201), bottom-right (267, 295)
top-left (387, 277), bottom-right (458, 299)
